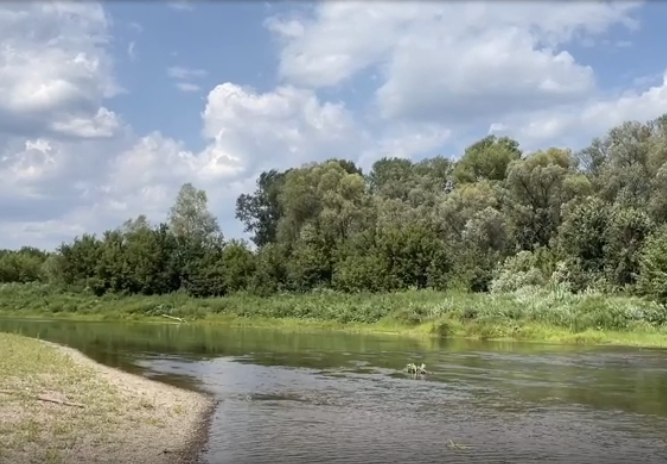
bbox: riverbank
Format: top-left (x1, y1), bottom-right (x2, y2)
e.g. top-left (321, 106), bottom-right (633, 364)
top-left (1, 284), bottom-right (667, 348)
top-left (0, 332), bottom-right (215, 464)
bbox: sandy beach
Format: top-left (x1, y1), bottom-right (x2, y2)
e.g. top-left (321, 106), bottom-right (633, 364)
top-left (0, 333), bottom-right (215, 464)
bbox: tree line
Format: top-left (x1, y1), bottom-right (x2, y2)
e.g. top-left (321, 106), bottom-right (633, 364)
top-left (3, 114), bottom-right (667, 303)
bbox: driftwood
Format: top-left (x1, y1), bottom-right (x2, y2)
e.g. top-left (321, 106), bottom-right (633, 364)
top-left (161, 314), bottom-right (187, 324)
top-left (0, 389), bottom-right (85, 408)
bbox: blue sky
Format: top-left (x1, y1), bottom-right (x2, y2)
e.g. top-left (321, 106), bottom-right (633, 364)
top-left (108, 1), bottom-right (280, 150)
top-left (1, 1), bottom-right (666, 250)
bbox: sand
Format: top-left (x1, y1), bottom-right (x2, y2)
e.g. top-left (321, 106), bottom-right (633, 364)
top-left (0, 333), bottom-right (216, 464)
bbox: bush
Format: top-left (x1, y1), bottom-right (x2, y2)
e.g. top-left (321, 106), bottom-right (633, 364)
top-left (490, 251), bottom-right (547, 293)
top-left (637, 225), bottom-right (667, 302)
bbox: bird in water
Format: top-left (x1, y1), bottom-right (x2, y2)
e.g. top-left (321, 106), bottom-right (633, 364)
top-left (405, 362), bottom-right (427, 376)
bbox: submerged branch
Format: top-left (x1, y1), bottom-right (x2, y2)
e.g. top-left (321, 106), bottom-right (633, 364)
top-left (161, 314), bottom-right (187, 324)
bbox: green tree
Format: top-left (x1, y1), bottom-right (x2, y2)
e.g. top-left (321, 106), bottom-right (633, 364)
top-left (235, 169), bottom-right (288, 247)
top-left (453, 135), bottom-right (522, 184)
top-left (505, 148), bottom-right (591, 249)
top-left (637, 225), bottom-right (667, 302)
top-left (169, 183), bottom-right (222, 245)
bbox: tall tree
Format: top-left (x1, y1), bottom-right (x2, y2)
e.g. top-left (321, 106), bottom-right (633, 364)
top-left (504, 148), bottom-right (591, 249)
top-left (235, 169), bottom-right (287, 247)
top-left (453, 135), bottom-right (522, 184)
top-left (168, 183), bottom-right (222, 245)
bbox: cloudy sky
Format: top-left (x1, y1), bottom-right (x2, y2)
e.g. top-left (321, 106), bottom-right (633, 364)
top-left (1, 1), bottom-right (666, 250)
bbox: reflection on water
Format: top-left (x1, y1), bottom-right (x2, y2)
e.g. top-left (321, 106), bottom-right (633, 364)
top-left (1, 318), bottom-right (667, 463)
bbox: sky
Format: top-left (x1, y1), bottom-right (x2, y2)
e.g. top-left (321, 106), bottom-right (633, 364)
top-left (1, 0), bottom-right (667, 251)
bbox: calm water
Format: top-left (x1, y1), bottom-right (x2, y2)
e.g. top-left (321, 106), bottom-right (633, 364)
top-left (1, 318), bottom-right (667, 463)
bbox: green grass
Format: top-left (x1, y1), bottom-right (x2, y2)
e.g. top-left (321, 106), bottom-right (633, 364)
top-left (0, 332), bottom-right (210, 463)
top-left (0, 332), bottom-right (123, 463)
top-left (1, 283), bottom-right (667, 347)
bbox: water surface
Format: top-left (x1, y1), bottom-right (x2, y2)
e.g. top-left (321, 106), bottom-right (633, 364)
top-left (1, 318), bottom-right (667, 463)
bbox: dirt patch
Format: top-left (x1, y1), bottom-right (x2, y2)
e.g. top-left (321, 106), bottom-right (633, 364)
top-left (0, 333), bottom-right (215, 464)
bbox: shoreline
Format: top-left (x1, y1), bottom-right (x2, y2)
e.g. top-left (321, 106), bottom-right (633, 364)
top-left (2, 311), bottom-right (667, 349)
top-left (181, 395), bottom-right (218, 464)
top-left (49, 342), bottom-right (218, 464)
top-left (0, 333), bottom-right (216, 464)
top-left (2, 286), bottom-right (667, 349)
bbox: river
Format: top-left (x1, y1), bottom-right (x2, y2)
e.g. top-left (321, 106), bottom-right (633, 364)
top-left (1, 318), bottom-right (667, 463)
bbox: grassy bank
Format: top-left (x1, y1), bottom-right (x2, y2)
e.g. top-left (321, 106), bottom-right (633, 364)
top-left (0, 332), bottom-right (213, 464)
top-left (1, 283), bottom-right (667, 347)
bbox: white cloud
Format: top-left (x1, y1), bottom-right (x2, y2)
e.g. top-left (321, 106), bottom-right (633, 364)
top-left (167, 66), bottom-right (207, 80)
top-left (357, 123), bottom-right (451, 169)
top-left (268, 2), bottom-right (642, 124)
top-left (167, 66), bottom-right (207, 93)
top-left (127, 22), bottom-right (143, 34)
top-left (50, 107), bottom-right (121, 139)
top-left (127, 41), bottom-right (137, 62)
top-left (200, 83), bottom-right (364, 177)
top-left (167, 1), bottom-right (194, 12)
top-left (0, 132), bottom-right (132, 238)
top-left (493, 69), bottom-right (667, 150)
top-left (0, 2), bottom-right (128, 247)
top-left (101, 133), bottom-right (197, 218)
top-left (175, 82), bottom-right (201, 93)
top-left (0, 2), bottom-right (121, 139)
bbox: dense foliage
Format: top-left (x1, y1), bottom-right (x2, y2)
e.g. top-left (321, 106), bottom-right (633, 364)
top-left (4, 115), bottom-right (667, 306)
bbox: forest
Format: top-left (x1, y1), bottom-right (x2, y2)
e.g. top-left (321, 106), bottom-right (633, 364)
top-left (2, 114), bottom-right (667, 320)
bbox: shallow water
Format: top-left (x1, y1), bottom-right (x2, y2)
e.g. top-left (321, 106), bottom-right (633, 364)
top-left (1, 318), bottom-right (667, 463)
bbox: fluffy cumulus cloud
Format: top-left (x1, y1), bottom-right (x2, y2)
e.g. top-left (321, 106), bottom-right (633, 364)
top-left (201, 84), bottom-right (363, 174)
top-left (490, 69), bottom-right (667, 149)
top-left (0, 2), bottom-right (121, 139)
top-left (2, 1), bottom-right (667, 249)
top-left (268, 1), bottom-right (651, 128)
top-left (0, 3), bottom-right (127, 247)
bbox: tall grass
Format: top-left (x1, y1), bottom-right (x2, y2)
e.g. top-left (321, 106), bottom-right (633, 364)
top-left (1, 283), bottom-right (666, 339)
